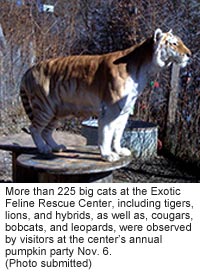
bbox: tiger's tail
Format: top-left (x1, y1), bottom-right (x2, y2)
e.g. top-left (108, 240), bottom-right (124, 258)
top-left (20, 70), bottom-right (34, 122)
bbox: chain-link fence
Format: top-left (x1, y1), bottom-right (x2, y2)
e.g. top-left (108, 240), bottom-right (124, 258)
top-left (0, 0), bottom-right (199, 167)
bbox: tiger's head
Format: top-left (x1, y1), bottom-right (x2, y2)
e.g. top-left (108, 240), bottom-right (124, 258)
top-left (153, 29), bottom-right (191, 68)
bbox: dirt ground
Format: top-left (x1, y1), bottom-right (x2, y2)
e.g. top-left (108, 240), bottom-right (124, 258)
top-left (0, 150), bottom-right (199, 183)
top-left (114, 155), bottom-right (200, 183)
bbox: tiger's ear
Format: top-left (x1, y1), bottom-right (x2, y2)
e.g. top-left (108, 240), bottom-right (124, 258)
top-left (154, 28), bottom-right (163, 43)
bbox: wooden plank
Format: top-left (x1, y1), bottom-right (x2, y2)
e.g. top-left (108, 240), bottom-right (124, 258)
top-left (0, 131), bottom-right (86, 153)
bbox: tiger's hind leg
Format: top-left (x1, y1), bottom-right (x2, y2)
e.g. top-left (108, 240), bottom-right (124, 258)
top-left (41, 119), bottom-right (67, 152)
top-left (29, 124), bottom-right (52, 154)
top-left (29, 108), bottom-right (61, 154)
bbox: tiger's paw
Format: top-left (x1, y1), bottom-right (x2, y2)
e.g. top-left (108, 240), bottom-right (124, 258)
top-left (52, 144), bottom-right (67, 152)
top-left (38, 144), bottom-right (52, 154)
top-left (102, 152), bottom-right (120, 162)
top-left (116, 147), bottom-right (132, 157)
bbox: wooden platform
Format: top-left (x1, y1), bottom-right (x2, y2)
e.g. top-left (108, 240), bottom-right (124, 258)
top-left (0, 132), bottom-right (132, 183)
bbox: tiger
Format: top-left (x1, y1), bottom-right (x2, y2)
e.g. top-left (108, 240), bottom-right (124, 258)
top-left (20, 28), bottom-right (191, 162)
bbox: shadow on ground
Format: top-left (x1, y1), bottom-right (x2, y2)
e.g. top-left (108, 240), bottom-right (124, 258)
top-left (114, 155), bottom-right (200, 183)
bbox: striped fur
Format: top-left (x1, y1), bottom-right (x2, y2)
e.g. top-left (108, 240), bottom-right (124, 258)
top-left (20, 29), bottom-right (191, 161)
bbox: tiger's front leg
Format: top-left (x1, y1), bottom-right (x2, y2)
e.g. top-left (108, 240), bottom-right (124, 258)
top-left (98, 103), bottom-right (128, 162)
top-left (98, 122), bottom-right (120, 162)
top-left (112, 112), bottom-right (131, 157)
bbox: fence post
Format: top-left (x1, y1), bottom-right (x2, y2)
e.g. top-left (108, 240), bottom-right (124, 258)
top-left (167, 64), bottom-right (180, 125)
top-left (165, 63), bottom-right (180, 154)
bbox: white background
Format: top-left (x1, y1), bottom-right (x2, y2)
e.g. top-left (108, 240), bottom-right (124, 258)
top-left (0, 183), bottom-right (199, 274)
